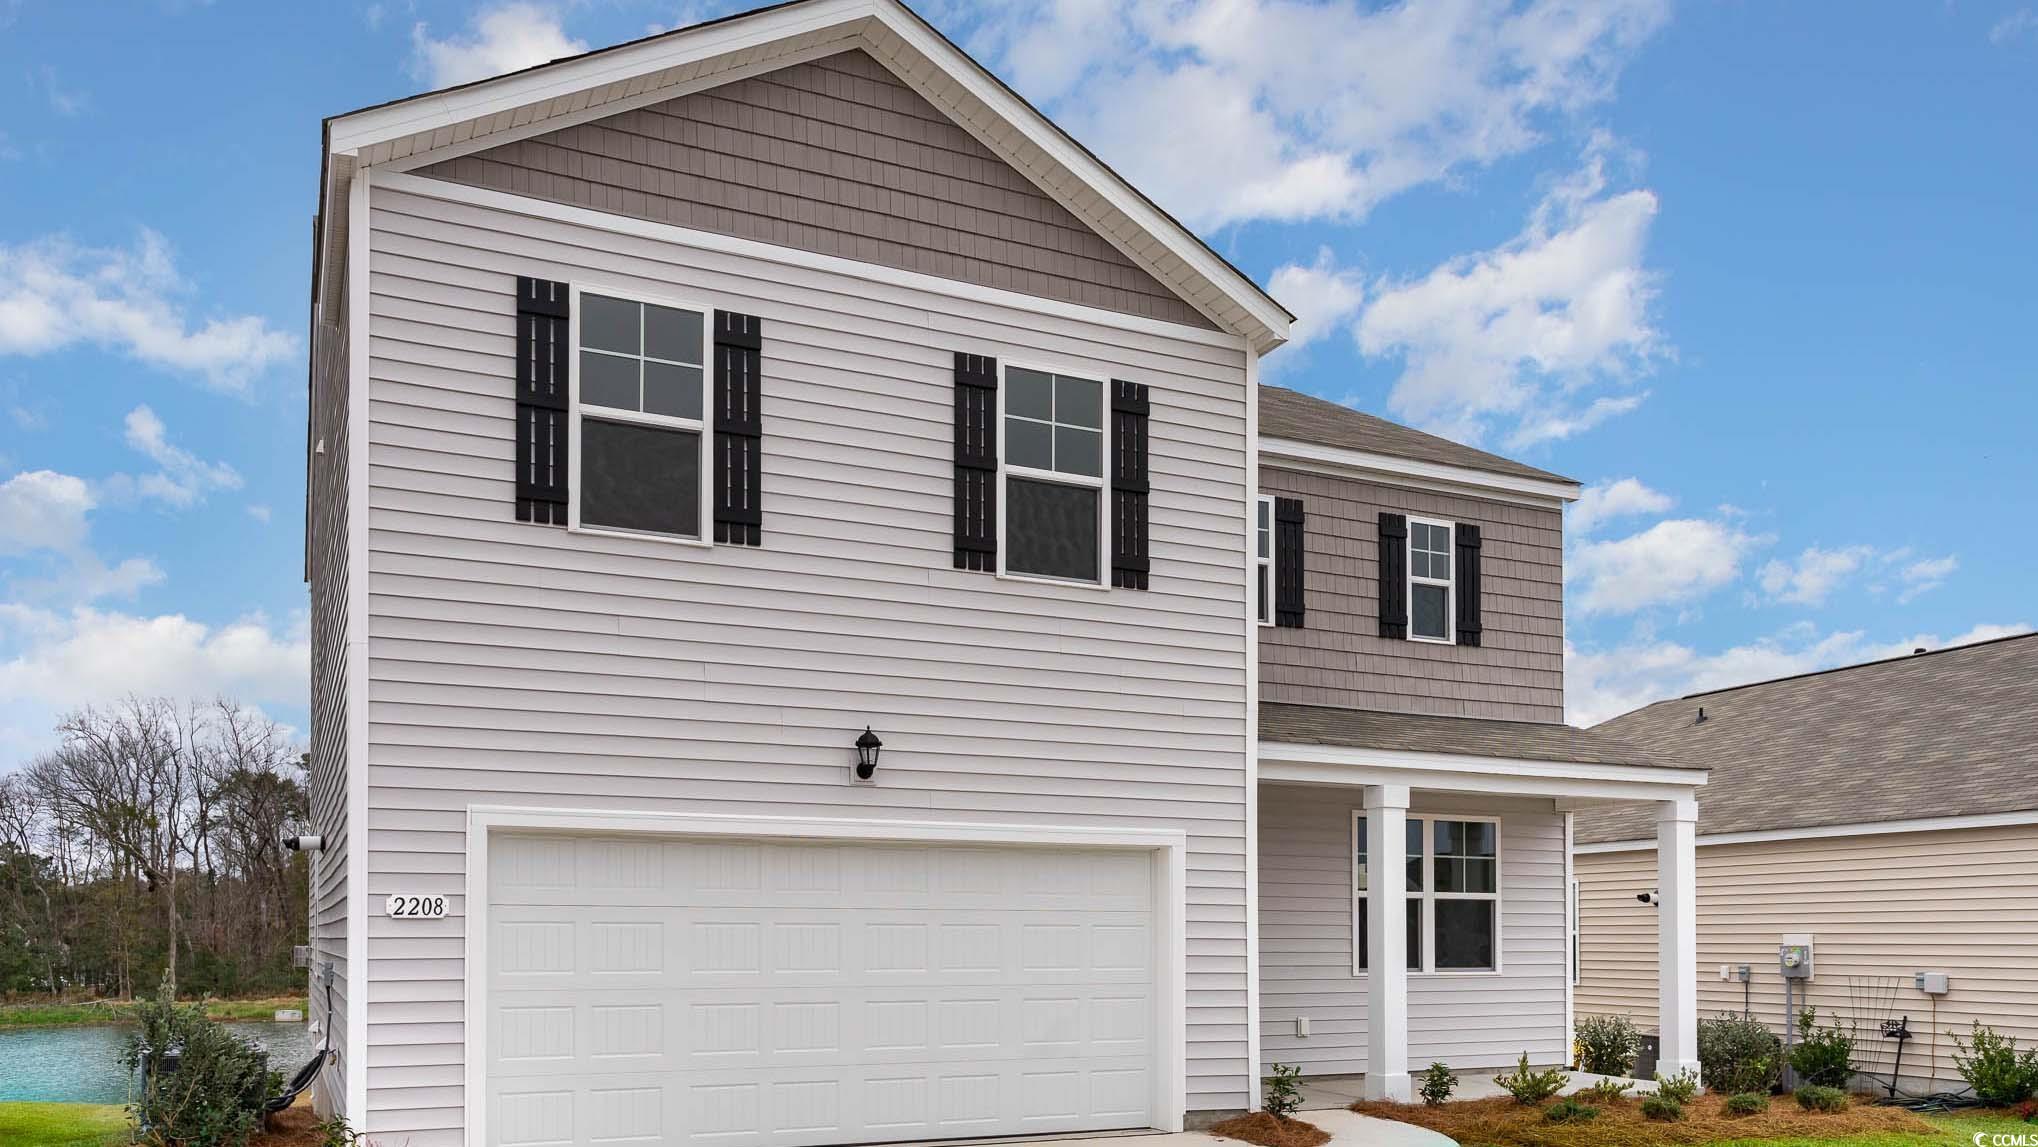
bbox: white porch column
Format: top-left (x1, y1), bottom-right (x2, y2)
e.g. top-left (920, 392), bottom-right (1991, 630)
top-left (1363, 784), bottom-right (1412, 1102)
top-left (1657, 795), bottom-right (1701, 1080)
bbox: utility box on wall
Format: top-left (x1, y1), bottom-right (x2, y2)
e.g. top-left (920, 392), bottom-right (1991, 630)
top-left (1780, 933), bottom-right (1814, 980)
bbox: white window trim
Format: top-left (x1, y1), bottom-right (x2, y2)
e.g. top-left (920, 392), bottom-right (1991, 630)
top-left (1255, 494), bottom-right (1276, 626)
top-left (1407, 514), bottom-right (1455, 644)
top-left (567, 282), bottom-right (715, 548)
top-left (1350, 811), bottom-right (1503, 977)
top-left (995, 359), bottom-right (1112, 589)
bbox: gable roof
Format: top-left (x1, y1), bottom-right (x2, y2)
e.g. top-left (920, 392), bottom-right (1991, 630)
top-left (1258, 385), bottom-right (1580, 496)
top-left (1573, 631), bottom-right (2038, 844)
top-left (315, 0), bottom-right (1291, 351)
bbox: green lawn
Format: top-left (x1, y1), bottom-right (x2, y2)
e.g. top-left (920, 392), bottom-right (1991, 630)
top-left (0, 1102), bottom-right (127, 1147)
top-left (0, 996), bottom-right (306, 1028)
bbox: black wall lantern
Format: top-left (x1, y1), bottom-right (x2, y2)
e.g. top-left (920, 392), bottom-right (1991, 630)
top-left (854, 727), bottom-right (883, 780)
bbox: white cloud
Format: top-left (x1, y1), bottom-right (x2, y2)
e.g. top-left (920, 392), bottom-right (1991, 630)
top-left (1567, 621), bottom-right (2033, 726)
top-left (1355, 146), bottom-right (1662, 446)
top-left (964, 0), bottom-right (1667, 229)
top-left (1756, 544), bottom-right (1875, 607)
top-left (1897, 553), bottom-right (1958, 602)
top-left (34, 66), bottom-right (87, 116)
top-left (1569, 477), bottom-right (1672, 536)
top-left (0, 230), bottom-right (296, 391)
top-left (1569, 516), bottom-right (1757, 615)
top-left (1265, 247), bottom-right (1366, 355)
top-left (0, 470), bottom-right (94, 556)
top-left (411, 3), bottom-right (588, 89)
top-left (246, 503), bottom-right (272, 524)
top-left (1990, 8), bottom-right (2037, 44)
top-left (123, 404), bottom-right (241, 507)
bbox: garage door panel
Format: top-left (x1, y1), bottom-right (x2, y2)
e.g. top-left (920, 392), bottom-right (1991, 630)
top-left (488, 834), bottom-right (1161, 1147)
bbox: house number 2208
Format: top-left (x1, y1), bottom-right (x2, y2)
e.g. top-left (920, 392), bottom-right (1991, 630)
top-left (386, 894), bottom-right (447, 919)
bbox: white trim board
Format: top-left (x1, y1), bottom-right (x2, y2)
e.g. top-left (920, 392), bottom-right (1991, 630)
top-left (342, 170), bottom-right (372, 1127)
top-left (1259, 740), bottom-right (1707, 790)
top-left (1576, 807), bottom-right (2038, 853)
top-left (461, 806), bottom-right (1192, 1147)
top-left (1258, 436), bottom-right (1580, 506)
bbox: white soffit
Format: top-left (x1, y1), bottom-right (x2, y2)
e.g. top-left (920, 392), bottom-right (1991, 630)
top-left (321, 0), bottom-right (1292, 352)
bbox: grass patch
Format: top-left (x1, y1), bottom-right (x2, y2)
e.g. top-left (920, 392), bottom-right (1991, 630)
top-left (1351, 1092), bottom-right (2001, 1146)
top-left (1209, 1111), bottom-right (1332, 1147)
top-left (0, 996), bottom-right (306, 1029)
top-left (0, 1102), bottom-right (127, 1147)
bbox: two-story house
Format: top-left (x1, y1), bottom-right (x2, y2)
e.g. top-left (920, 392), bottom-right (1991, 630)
top-left (303, 2), bottom-right (1705, 1144)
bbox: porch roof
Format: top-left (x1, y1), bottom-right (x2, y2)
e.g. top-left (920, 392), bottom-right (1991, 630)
top-left (1261, 702), bottom-right (1695, 771)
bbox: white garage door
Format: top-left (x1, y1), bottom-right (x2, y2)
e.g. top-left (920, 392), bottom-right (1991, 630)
top-left (485, 832), bottom-right (1160, 1147)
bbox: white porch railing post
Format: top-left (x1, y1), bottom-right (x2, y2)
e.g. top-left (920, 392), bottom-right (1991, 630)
top-left (1657, 795), bottom-right (1701, 1080)
top-left (1363, 784), bottom-right (1412, 1102)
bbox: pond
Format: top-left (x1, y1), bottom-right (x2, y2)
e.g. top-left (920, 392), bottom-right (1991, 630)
top-left (0, 1020), bottom-right (320, 1104)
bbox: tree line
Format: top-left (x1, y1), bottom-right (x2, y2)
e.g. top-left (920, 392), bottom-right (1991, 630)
top-left (0, 697), bottom-right (309, 1001)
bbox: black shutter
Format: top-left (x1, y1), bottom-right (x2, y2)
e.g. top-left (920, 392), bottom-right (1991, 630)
top-left (712, 310), bottom-right (763, 546)
top-left (1274, 497), bottom-right (1305, 628)
top-left (953, 352), bottom-right (998, 571)
top-left (1455, 523), bottom-right (1482, 647)
top-left (514, 276), bottom-right (568, 525)
top-left (1110, 380), bottom-right (1150, 590)
top-left (1378, 512), bottom-right (1408, 639)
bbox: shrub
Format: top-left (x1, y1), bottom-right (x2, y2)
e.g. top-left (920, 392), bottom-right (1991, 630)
top-left (1574, 1014), bottom-right (1641, 1077)
top-left (1788, 1007), bottom-right (1856, 1088)
top-left (1417, 1062), bottom-right (1457, 1107)
top-left (1542, 1098), bottom-right (1600, 1124)
top-left (1262, 1062), bottom-right (1304, 1121)
top-left (1493, 1053), bottom-right (1569, 1105)
top-left (1639, 1096), bottom-right (1684, 1122)
top-left (1578, 1077), bottom-right (1634, 1104)
top-left (121, 976), bottom-right (279, 1147)
top-left (1795, 1084), bottom-right (1849, 1113)
top-left (1699, 1013), bottom-right (1784, 1095)
top-left (1954, 1021), bottom-right (2038, 1105)
top-left (1724, 1091), bottom-right (1770, 1116)
top-left (1654, 1067), bottom-right (1699, 1105)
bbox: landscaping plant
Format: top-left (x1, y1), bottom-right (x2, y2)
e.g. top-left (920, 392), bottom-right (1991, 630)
top-left (1697, 1013), bottom-right (1783, 1095)
top-left (120, 976), bottom-right (279, 1147)
top-left (1493, 1053), bottom-right (1569, 1105)
top-left (1639, 1095), bottom-right (1685, 1122)
top-left (1541, 1098), bottom-right (1600, 1124)
top-left (1417, 1062), bottom-right (1457, 1107)
top-left (1654, 1067), bottom-right (1699, 1105)
top-left (1954, 1021), bottom-right (2038, 1105)
top-left (1795, 1084), bottom-right (1850, 1113)
top-left (1579, 1077), bottom-right (1635, 1104)
top-left (1788, 1007), bottom-right (1856, 1088)
top-left (1724, 1091), bottom-right (1770, 1116)
top-left (1573, 1013), bottom-right (1641, 1077)
top-left (1262, 1062), bottom-right (1305, 1121)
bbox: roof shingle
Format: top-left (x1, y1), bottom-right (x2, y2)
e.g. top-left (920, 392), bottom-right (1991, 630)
top-left (1261, 702), bottom-right (1687, 770)
top-left (1259, 386), bottom-right (1577, 487)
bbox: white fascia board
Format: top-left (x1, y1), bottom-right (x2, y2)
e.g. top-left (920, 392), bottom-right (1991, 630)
top-left (1575, 807), bottom-right (2038, 854)
top-left (1258, 740), bottom-right (1705, 803)
top-left (1258, 435), bottom-right (1581, 504)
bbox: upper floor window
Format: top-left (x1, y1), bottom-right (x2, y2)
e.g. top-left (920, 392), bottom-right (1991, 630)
top-left (1255, 495), bottom-right (1276, 625)
top-left (572, 288), bottom-right (710, 541)
top-left (1002, 365), bottom-right (1105, 583)
top-left (1408, 517), bottom-right (1454, 642)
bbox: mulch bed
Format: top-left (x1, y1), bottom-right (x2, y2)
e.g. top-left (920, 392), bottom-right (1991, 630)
top-left (1209, 1112), bottom-right (1333, 1147)
top-left (1352, 1092), bottom-right (1936, 1146)
top-left (251, 1097), bottom-right (324, 1147)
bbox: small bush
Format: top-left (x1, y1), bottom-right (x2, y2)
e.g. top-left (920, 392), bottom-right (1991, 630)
top-left (1795, 1084), bottom-right (1850, 1113)
top-left (1542, 1098), bottom-right (1600, 1124)
top-left (1578, 1077), bottom-right (1634, 1104)
top-left (1262, 1062), bottom-right (1304, 1121)
top-left (1493, 1053), bottom-right (1569, 1105)
top-left (1954, 1021), bottom-right (2038, 1105)
top-left (1699, 1013), bottom-right (1784, 1095)
top-left (1789, 1008), bottom-right (1856, 1088)
top-left (1639, 1095), bottom-right (1684, 1122)
top-left (1654, 1067), bottom-right (1699, 1105)
top-left (1574, 1014), bottom-right (1641, 1077)
top-left (121, 976), bottom-right (279, 1147)
top-left (1725, 1091), bottom-right (1771, 1116)
top-left (1417, 1062), bottom-right (1457, 1107)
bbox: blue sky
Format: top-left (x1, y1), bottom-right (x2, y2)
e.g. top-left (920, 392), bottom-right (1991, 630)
top-left (1, 0), bottom-right (2032, 761)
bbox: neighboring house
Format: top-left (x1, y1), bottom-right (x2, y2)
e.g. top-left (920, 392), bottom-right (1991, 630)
top-left (303, 2), bottom-right (1704, 1143)
top-left (1574, 633), bottom-right (2038, 1094)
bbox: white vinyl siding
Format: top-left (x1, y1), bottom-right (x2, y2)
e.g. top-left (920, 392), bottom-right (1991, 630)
top-left (1258, 787), bottom-right (1569, 1075)
top-left (307, 320), bottom-right (352, 1119)
top-left (358, 179), bottom-right (1250, 1144)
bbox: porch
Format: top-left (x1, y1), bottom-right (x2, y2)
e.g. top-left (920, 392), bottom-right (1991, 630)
top-left (1257, 705), bottom-right (1708, 1102)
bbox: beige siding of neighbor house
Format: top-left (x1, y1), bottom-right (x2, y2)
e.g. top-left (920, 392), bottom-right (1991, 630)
top-left (417, 49), bottom-right (1215, 332)
top-left (1576, 822), bottom-right (2038, 1089)
top-left (307, 318), bottom-right (351, 1118)
top-left (353, 177), bottom-right (1252, 1144)
top-left (1256, 466), bottom-right (1565, 722)
top-left (1258, 787), bottom-right (1571, 1075)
